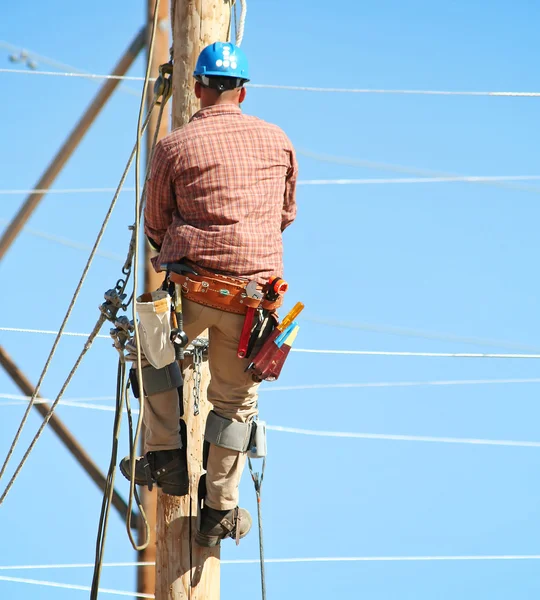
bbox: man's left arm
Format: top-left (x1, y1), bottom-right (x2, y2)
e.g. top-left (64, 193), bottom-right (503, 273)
top-left (145, 141), bottom-right (176, 250)
top-left (281, 145), bottom-right (298, 232)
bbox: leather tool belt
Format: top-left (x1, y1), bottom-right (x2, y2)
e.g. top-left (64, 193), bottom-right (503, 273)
top-left (168, 265), bottom-right (283, 315)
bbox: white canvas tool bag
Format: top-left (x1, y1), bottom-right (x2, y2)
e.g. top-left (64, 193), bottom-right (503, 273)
top-left (135, 290), bottom-right (176, 369)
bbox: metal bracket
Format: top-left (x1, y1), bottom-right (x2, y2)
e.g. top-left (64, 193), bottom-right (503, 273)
top-left (154, 62), bottom-right (173, 105)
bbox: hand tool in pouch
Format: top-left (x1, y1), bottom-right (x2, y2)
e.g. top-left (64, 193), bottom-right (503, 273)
top-left (247, 302), bottom-right (304, 382)
top-left (237, 280), bottom-right (264, 358)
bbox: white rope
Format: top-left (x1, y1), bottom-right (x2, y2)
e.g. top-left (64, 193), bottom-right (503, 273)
top-left (235, 0), bottom-right (247, 45)
top-left (0, 575), bottom-right (153, 598)
top-left (267, 425), bottom-right (540, 448)
top-left (4, 327), bottom-right (540, 359)
top-left (3, 67), bottom-right (540, 97)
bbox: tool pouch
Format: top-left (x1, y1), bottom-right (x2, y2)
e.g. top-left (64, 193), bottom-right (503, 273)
top-left (135, 290), bottom-right (176, 370)
top-left (248, 327), bottom-right (294, 382)
top-left (247, 421), bottom-right (267, 458)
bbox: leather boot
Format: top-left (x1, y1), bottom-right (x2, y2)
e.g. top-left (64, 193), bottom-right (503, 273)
top-left (119, 448), bottom-right (188, 496)
top-left (195, 505), bottom-right (252, 547)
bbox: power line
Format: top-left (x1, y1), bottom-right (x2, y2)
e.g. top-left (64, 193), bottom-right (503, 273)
top-left (1, 398), bottom-right (538, 449)
top-left (2, 67), bottom-right (540, 97)
top-left (291, 348), bottom-right (540, 359)
top-left (0, 187), bottom-right (134, 195)
top-left (297, 149), bottom-right (540, 194)
top-left (302, 315), bottom-right (540, 353)
top-left (0, 40), bottom-right (140, 97)
top-left (3, 326), bottom-right (540, 358)
top-left (4, 554), bottom-right (540, 571)
top-left (267, 425), bottom-right (540, 448)
top-left (0, 575), bottom-right (152, 598)
top-left (298, 176), bottom-right (540, 185)
top-left (260, 378), bottom-right (540, 392)
top-left (0, 219), bottom-right (124, 261)
top-left (4, 174), bottom-right (540, 196)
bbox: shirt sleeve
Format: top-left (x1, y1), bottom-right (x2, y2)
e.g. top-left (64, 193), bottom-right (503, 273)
top-left (144, 141), bottom-right (176, 247)
top-left (281, 144), bottom-right (298, 232)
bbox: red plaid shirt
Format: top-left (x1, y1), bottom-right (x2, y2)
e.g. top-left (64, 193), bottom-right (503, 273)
top-left (145, 104), bottom-right (297, 283)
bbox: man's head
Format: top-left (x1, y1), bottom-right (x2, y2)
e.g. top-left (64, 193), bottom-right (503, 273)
top-left (193, 42), bottom-right (249, 109)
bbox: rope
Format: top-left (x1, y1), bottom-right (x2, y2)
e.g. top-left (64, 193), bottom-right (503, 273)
top-left (248, 456), bottom-right (266, 600)
top-left (236, 0), bottom-right (247, 45)
top-left (125, 0), bottom-right (161, 553)
top-left (266, 425), bottom-right (540, 448)
top-left (0, 575), bottom-right (153, 598)
top-left (4, 67), bottom-right (540, 97)
top-left (0, 99), bottom-right (159, 505)
top-left (90, 361), bottom-right (127, 599)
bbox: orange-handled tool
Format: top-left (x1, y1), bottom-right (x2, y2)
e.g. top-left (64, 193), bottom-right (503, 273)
top-left (276, 302), bottom-right (304, 332)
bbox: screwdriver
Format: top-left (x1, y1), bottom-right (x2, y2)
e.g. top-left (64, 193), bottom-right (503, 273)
top-left (276, 302), bottom-right (304, 332)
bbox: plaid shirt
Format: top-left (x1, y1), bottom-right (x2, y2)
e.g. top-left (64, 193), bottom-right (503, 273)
top-left (145, 104), bottom-right (297, 283)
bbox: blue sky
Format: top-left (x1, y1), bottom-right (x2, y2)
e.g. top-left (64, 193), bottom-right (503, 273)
top-left (2, 0), bottom-right (540, 598)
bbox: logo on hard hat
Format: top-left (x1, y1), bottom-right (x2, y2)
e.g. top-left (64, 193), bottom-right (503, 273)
top-left (215, 45), bottom-right (238, 70)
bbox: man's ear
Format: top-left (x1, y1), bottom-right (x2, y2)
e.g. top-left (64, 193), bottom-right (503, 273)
top-left (239, 87), bottom-right (247, 104)
top-left (194, 81), bottom-right (202, 99)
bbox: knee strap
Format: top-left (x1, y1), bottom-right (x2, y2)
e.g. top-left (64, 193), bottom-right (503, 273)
top-left (204, 410), bottom-right (253, 453)
top-left (130, 362), bottom-right (183, 397)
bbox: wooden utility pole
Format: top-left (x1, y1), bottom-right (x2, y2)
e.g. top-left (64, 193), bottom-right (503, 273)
top-left (138, 0), bottom-right (171, 596)
top-left (154, 2), bottom-right (232, 599)
top-left (0, 28), bottom-right (145, 263)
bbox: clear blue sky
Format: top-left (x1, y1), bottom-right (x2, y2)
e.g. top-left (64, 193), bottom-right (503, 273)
top-left (2, 0), bottom-right (540, 598)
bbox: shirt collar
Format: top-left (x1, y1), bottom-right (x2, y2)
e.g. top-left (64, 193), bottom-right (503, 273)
top-left (190, 104), bottom-right (242, 122)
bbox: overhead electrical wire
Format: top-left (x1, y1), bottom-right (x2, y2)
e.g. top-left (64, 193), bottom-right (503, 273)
top-left (2, 67), bottom-right (540, 97)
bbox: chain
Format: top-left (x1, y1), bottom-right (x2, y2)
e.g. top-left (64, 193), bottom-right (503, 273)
top-left (190, 338), bottom-right (209, 416)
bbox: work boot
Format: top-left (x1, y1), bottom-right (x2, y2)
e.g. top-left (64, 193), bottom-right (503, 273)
top-left (195, 505), bottom-right (252, 547)
top-left (119, 448), bottom-right (188, 496)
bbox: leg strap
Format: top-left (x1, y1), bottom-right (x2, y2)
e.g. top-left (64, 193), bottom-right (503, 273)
top-left (204, 410), bottom-right (253, 453)
top-left (130, 362), bottom-right (183, 397)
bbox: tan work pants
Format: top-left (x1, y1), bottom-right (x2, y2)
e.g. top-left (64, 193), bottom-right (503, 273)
top-left (143, 297), bottom-right (260, 511)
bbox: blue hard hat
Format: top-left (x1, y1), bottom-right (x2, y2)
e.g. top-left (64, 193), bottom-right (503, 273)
top-left (193, 42), bottom-right (250, 83)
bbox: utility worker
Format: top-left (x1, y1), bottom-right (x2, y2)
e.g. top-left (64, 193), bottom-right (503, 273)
top-left (120, 41), bottom-right (297, 546)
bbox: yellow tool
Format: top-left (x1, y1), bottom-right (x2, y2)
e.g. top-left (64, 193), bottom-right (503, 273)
top-left (276, 302), bottom-right (304, 332)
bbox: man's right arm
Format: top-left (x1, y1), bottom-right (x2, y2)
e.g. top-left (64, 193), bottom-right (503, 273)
top-left (145, 141), bottom-right (176, 250)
